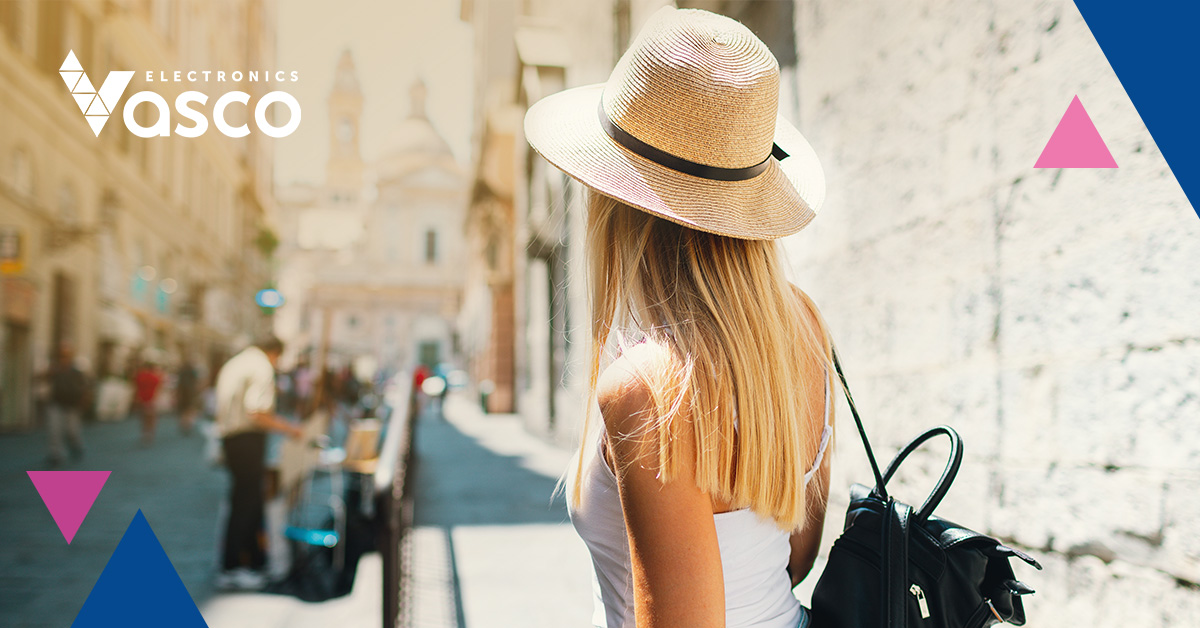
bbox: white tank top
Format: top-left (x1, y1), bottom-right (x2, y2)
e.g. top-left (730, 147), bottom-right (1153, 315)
top-left (569, 374), bottom-right (833, 628)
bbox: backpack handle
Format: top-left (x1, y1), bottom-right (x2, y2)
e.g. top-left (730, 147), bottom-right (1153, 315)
top-left (831, 345), bottom-right (963, 523)
top-left (879, 425), bottom-right (964, 524)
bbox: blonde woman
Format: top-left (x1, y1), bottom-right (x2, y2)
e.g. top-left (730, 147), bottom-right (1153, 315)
top-left (525, 7), bottom-right (834, 628)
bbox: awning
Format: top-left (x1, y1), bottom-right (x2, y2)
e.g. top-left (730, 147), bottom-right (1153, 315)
top-left (97, 307), bottom-right (144, 345)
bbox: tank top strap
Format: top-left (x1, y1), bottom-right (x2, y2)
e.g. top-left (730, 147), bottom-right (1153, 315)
top-left (804, 369), bottom-right (833, 486)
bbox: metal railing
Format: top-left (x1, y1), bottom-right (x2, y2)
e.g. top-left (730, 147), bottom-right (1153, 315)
top-left (375, 378), bottom-right (419, 628)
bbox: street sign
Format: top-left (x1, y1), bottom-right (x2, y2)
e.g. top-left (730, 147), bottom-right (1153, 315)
top-left (0, 227), bottom-right (23, 275)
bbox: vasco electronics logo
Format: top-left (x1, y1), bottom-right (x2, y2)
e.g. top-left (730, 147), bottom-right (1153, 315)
top-left (59, 50), bottom-right (301, 139)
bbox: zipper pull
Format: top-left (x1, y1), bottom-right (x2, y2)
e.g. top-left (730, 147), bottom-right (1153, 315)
top-left (909, 584), bottom-right (931, 619)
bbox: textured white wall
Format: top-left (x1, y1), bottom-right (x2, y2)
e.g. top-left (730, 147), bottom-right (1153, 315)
top-left (782, 1), bottom-right (1200, 624)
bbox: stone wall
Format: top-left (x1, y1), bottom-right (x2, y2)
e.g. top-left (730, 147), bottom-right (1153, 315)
top-left (782, 1), bottom-right (1200, 624)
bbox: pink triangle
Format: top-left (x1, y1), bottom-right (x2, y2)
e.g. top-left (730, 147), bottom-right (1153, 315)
top-left (27, 471), bottom-right (111, 544)
top-left (1035, 96), bottom-right (1118, 168)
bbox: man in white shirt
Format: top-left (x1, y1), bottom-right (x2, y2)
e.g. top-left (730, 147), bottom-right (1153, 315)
top-left (213, 336), bottom-right (304, 590)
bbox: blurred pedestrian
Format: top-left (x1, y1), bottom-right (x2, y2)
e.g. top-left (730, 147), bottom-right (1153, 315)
top-left (411, 363), bottom-right (431, 416)
top-left (133, 359), bottom-right (163, 446)
top-left (176, 357), bottom-right (200, 436)
top-left (44, 343), bottom-right (88, 465)
top-left (213, 335), bottom-right (304, 591)
top-left (412, 363), bottom-right (431, 392)
top-left (343, 366), bottom-right (364, 421)
top-left (277, 369), bottom-right (295, 416)
top-left (292, 359), bottom-right (314, 418)
top-left (320, 367), bottom-right (337, 414)
top-left (434, 363), bottom-right (451, 407)
top-left (479, 379), bottom-right (495, 414)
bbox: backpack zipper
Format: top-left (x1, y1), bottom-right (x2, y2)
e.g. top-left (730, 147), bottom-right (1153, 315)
top-left (909, 584), bottom-right (931, 619)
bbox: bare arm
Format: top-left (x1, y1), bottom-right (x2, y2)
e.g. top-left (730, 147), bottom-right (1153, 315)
top-left (788, 445), bottom-right (831, 587)
top-left (600, 348), bottom-right (726, 628)
top-left (250, 411), bottom-right (305, 439)
top-left (242, 364), bottom-right (303, 439)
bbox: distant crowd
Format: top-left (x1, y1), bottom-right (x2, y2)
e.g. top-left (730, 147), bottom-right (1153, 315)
top-left (37, 342), bottom-right (383, 465)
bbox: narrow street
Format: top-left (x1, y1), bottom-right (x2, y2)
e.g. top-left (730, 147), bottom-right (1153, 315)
top-left (0, 397), bottom-right (594, 628)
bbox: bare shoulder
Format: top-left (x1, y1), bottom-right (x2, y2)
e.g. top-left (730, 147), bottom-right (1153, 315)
top-left (596, 340), bottom-right (674, 437)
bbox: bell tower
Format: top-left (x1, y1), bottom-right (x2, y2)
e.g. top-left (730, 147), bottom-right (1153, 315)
top-left (326, 49), bottom-right (364, 204)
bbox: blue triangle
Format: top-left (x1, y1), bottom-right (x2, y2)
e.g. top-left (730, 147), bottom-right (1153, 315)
top-left (72, 510), bottom-right (209, 627)
top-left (1073, 1), bottom-right (1200, 219)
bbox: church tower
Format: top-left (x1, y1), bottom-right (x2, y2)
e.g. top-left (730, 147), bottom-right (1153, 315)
top-left (326, 49), bottom-right (364, 204)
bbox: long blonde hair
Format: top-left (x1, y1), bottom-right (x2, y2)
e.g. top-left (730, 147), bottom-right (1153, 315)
top-left (574, 193), bottom-right (835, 531)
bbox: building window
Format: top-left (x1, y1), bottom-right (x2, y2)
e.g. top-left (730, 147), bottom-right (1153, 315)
top-left (35, 1), bottom-right (65, 75)
top-left (58, 183), bottom-right (78, 224)
top-left (485, 235), bottom-right (498, 271)
top-left (134, 103), bottom-right (154, 171)
top-left (1, 1), bottom-right (23, 51)
top-left (337, 117), bottom-right (355, 147)
top-left (116, 62), bottom-right (133, 155)
top-left (424, 229), bottom-right (437, 264)
top-left (152, 0), bottom-right (175, 43)
top-left (10, 148), bottom-right (33, 197)
top-left (78, 10), bottom-right (94, 67)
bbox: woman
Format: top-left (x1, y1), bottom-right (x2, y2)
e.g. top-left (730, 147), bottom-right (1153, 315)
top-left (133, 359), bottom-right (164, 446)
top-left (525, 8), bottom-right (834, 628)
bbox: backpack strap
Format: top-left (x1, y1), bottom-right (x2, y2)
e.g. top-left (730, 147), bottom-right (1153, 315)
top-left (831, 345), bottom-right (888, 499)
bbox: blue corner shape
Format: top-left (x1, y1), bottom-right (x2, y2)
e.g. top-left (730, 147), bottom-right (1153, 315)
top-left (1074, 1), bottom-right (1200, 219)
top-left (71, 510), bottom-right (209, 628)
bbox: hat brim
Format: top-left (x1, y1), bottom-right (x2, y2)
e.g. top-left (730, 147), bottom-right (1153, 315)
top-left (524, 84), bottom-right (826, 240)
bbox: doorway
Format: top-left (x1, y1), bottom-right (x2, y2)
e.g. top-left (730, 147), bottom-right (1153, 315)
top-left (1, 322), bottom-right (32, 429)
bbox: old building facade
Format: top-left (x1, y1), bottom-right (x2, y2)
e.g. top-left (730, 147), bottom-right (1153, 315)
top-left (274, 52), bottom-right (467, 377)
top-left (0, 0), bottom-right (279, 430)
top-left (460, 0), bottom-right (676, 437)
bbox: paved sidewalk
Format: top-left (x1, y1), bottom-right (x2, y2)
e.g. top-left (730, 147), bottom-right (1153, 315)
top-left (405, 395), bottom-right (594, 628)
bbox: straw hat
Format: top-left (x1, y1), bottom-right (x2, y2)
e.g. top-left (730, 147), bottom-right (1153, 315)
top-left (524, 6), bottom-right (825, 241)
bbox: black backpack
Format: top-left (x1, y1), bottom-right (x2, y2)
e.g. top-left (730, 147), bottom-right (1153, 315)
top-left (810, 350), bottom-right (1040, 628)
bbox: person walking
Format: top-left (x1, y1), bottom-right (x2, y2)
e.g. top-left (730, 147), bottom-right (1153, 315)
top-left (45, 343), bottom-right (88, 466)
top-left (526, 8), bottom-right (835, 628)
top-left (176, 358), bottom-right (201, 436)
top-left (411, 363), bottom-right (431, 417)
top-left (213, 336), bottom-right (305, 590)
top-left (292, 358), bottom-right (314, 418)
top-left (133, 359), bottom-right (163, 446)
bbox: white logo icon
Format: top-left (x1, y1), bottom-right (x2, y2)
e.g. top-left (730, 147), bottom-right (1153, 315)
top-left (59, 50), bottom-right (135, 137)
